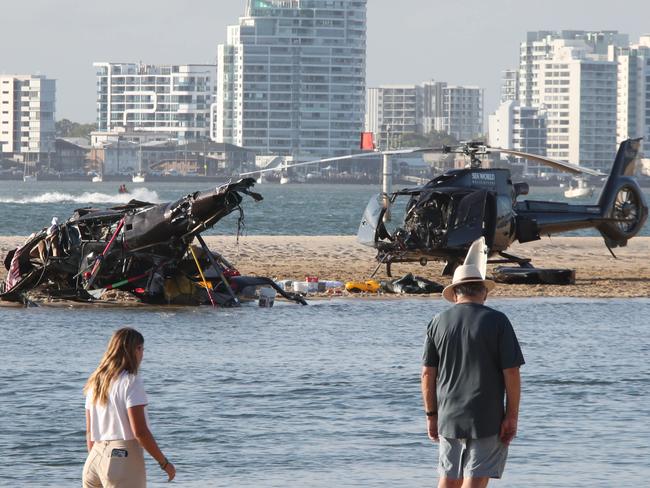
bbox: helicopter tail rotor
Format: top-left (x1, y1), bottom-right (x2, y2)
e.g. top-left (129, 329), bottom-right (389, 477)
top-left (596, 139), bottom-right (648, 247)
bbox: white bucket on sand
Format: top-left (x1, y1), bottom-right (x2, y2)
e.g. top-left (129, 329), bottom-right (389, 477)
top-left (276, 280), bottom-right (293, 291)
top-left (293, 282), bottom-right (309, 294)
top-left (258, 287), bottom-right (276, 307)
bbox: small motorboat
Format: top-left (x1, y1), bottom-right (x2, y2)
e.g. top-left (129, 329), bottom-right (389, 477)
top-left (91, 174), bottom-right (103, 183)
top-left (564, 178), bottom-right (594, 198)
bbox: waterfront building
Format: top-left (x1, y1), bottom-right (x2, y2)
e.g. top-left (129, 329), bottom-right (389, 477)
top-left (94, 62), bottom-right (215, 142)
top-left (518, 30), bottom-right (627, 107)
top-left (54, 137), bottom-right (91, 174)
top-left (366, 80), bottom-right (481, 148)
top-left (436, 85), bottom-right (484, 141)
top-left (535, 41), bottom-right (618, 171)
top-left (490, 31), bottom-right (625, 173)
top-left (214, 0), bottom-right (367, 159)
top-left (500, 69), bottom-right (519, 103)
top-left (364, 87), bottom-right (379, 135)
top-left (488, 100), bottom-right (547, 174)
top-left (142, 141), bottom-right (256, 176)
top-left (368, 84), bottom-right (423, 149)
top-left (0, 75), bottom-right (56, 161)
top-left (89, 140), bottom-right (139, 176)
top-left (90, 127), bottom-right (177, 148)
top-left (614, 35), bottom-right (650, 153)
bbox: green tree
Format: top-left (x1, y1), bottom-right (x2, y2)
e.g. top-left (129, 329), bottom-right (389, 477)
top-left (56, 119), bottom-right (95, 138)
top-left (400, 130), bottom-right (459, 148)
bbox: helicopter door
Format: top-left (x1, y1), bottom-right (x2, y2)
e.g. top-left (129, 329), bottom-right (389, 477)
top-left (445, 190), bottom-right (488, 249)
top-left (357, 194), bottom-right (386, 246)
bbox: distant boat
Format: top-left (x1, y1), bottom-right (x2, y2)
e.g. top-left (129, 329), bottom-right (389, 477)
top-left (91, 174), bottom-right (103, 183)
top-left (133, 146), bottom-right (146, 183)
top-left (564, 178), bottom-right (594, 198)
top-left (280, 175), bottom-right (290, 185)
top-left (23, 159), bottom-right (37, 182)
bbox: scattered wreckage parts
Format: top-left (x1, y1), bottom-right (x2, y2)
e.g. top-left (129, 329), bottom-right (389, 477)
top-left (491, 266), bottom-right (576, 285)
top-left (0, 178), bottom-right (306, 307)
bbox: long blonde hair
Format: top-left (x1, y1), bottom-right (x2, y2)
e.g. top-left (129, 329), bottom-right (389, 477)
top-left (84, 327), bottom-right (144, 406)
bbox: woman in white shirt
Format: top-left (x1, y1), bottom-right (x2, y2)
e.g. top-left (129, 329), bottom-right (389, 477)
top-left (83, 327), bottom-right (176, 487)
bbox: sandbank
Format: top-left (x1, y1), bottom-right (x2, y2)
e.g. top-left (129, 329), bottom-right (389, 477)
top-left (3, 235), bottom-right (648, 299)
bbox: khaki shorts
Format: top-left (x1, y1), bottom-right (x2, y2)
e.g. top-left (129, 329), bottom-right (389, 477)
top-left (438, 435), bottom-right (508, 480)
top-left (83, 439), bottom-right (146, 488)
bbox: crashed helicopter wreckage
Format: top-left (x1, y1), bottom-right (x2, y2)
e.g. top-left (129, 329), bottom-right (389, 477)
top-left (0, 178), bottom-right (306, 306)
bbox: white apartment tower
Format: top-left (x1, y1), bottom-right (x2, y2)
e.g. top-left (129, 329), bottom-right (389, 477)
top-left (535, 41), bottom-right (618, 171)
top-left (368, 85), bottom-right (423, 149)
top-left (518, 31), bottom-right (628, 107)
top-left (365, 81), bottom-right (482, 148)
top-left (495, 31), bottom-right (626, 172)
top-left (0, 75), bottom-right (56, 157)
top-left (500, 69), bottom-right (519, 103)
top-left (214, 0), bottom-right (367, 159)
top-left (489, 101), bottom-right (546, 159)
top-left (437, 86), bottom-right (484, 141)
top-left (94, 63), bottom-right (215, 142)
top-left (615, 35), bottom-right (650, 150)
top-left (365, 87), bottom-right (379, 135)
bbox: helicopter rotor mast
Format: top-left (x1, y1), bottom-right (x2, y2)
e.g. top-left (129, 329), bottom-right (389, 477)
top-left (382, 153), bottom-right (392, 222)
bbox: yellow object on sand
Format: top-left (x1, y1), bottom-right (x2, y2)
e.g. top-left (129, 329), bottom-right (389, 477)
top-left (345, 279), bottom-right (381, 293)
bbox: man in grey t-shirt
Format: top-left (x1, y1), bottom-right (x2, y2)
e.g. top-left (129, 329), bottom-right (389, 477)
top-left (421, 263), bottom-right (524, 487)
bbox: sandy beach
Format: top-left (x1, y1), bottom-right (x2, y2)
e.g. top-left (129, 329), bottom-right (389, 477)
top-left (2, 235), bottom-right (648, 299)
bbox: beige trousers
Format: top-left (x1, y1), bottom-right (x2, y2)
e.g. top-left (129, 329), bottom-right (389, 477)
top-left (83, 439), bottom-right (146, 488)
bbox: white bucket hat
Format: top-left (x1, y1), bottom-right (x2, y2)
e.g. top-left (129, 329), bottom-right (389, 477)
top-left (442, 237), bottom-right (495, 302)
top-left (442, 264), bottom-right (495, 302)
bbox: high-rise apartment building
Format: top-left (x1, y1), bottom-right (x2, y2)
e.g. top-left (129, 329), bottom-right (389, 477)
top-left (0, 75), bottom-right (56, 157)
top-left (437, 85), bottom-right (484, 141)
top-left (366, 85), bottom-right (422, 148)
top-left (94, 63), bottom-right (215, 142)
top-left (489, 101), bottom-right (546, 157)
top-left (214, 0), bottom-right (367, 159)
top-left (537, 42), bottom-right (617, 170)
top-left (518, 30), bottom-right (627, 107)
top-left (615, 35), bottom-right (650, 149)
top-left (500, 69), bottom-right (519, 103)
top-left (489, 31), bottom-right (626, 173)
top-left (366, 81), bottom-right (482, 148)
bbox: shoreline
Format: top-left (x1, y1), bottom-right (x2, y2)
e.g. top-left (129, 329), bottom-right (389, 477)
top-left (1, 235), bottom-right (649, 299)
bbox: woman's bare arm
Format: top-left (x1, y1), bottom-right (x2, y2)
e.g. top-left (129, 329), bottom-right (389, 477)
top-left (85, 409), bottom-right (94, 452)
top-left (127, 405), bottom-right (176, 481)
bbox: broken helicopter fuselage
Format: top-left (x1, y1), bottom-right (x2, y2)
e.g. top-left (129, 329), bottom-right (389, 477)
top-left (0, 178), bottom-right (306, 306)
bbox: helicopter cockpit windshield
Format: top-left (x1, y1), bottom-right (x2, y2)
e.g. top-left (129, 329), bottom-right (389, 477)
top-left (397, 190), bottom-right (452, 250)
top-left (357, 186), bottom-right (494, 254)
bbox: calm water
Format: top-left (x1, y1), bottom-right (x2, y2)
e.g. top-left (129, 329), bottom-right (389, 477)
top-left (1, 180), bottom-right (649, 237)
top-left (0, 298), bottom-right (649, 487)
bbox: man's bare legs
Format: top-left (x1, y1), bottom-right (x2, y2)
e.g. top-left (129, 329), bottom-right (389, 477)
top-left (438, 477), bottom-right (490, 488)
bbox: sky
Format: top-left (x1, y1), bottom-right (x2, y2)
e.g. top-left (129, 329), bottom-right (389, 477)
top-left (2, 0), bottom-right (648, 123)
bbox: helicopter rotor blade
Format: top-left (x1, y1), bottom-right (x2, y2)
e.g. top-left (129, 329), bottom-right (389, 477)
top-left (486, 147), bottom-right (605, 176)
top-left (239, 147), bottom-right (448, 176)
